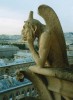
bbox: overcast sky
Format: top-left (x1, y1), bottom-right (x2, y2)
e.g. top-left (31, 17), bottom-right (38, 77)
top-left (0, 0), bottom-right (73, 35)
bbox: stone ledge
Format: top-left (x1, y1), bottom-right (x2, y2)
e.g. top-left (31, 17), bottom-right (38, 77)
top-left (29, 66), bottom-right (73, 82)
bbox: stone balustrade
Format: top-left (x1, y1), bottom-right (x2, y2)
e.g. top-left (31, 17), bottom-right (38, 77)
top-left (0, 83), bottom-right (37, 100)
top-left (0, 62), bottom-right (37, 100)
top-left (0, 62), bottom-right (35, 79)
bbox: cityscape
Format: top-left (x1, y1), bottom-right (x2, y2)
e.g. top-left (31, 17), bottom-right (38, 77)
top-left (0, 32), bottom-right (73, 99)
top-left (0, 34), bottom-right (37, 100)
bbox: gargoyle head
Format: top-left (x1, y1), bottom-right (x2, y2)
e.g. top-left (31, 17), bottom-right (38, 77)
top-left (21, 11), bottom-right (42, 41)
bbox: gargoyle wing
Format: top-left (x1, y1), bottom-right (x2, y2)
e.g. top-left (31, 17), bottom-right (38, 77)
top-left (38, 4), bottom-right (60, 28)
top-left (38, 4), bottom-right (69, 65)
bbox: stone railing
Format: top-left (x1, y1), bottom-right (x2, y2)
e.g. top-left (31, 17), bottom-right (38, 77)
top-left (0, 82), bottom-right (37, 100)
top-left (0, 62), bottom-right (38, 100)
top-left (0, 82), bottom-right (36, 100)
top-left (0, 62), bottom-right (35, 79)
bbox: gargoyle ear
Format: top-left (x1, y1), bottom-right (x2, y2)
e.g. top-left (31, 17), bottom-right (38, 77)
top-left (24, 11), bottom-right (33, 23)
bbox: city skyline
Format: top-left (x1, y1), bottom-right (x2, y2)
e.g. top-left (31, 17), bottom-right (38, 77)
top-left (0, 0), bottom-right (73, 35)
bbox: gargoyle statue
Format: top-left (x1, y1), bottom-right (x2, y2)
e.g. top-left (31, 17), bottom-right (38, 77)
top-left (21, 4), bottom-right (69, 73)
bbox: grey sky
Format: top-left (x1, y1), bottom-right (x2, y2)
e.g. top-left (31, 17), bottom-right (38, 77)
top-left (0, 0), bottom-right (73, 35)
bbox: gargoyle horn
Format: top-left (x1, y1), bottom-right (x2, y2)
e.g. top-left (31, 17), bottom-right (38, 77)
top-left (28, 11), bottom-right (33, 20)
top-left (24, 11), bottom-right (33, 23)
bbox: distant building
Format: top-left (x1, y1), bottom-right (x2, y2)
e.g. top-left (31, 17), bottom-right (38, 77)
top-left (0, 35), bottom-right (21, 43)
top-left (0, 59), bottom-right (6, 66)
top-left (66, 44), bottom-right (73, 51)
top-left (67, 45), bottom-right (73, 65)
top-left (14, 50), bottom-right (34, 63)
top-left (14, 50), bottom-right (31, 59)
top-left (0, 45), bottom-right (19, 58)
top-left (68, 45), bottom-right (73, 50)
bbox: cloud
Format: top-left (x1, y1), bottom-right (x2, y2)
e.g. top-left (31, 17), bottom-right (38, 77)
top-left (0, 17), bottom-right (23, 35)
top-left (0, 0), bottom-right (73, 35)
top-left (0, 8), bottom-right (25, 35)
